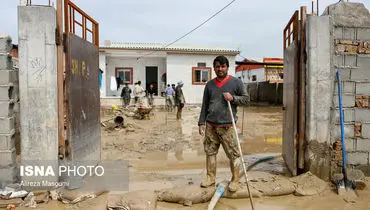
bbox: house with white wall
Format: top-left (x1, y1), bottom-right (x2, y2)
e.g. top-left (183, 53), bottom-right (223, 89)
top-left (99, 42), bottom-right (239, 105)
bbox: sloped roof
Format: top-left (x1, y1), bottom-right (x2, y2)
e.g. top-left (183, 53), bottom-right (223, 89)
top-left (100, 41), bottom-right (240, 55)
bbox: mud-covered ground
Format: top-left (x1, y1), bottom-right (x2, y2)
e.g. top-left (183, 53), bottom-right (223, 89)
top-left (16, 106), bottom-right (370, 209)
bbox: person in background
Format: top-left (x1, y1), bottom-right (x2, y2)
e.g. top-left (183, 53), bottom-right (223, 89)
top-left (175, 80), bottom-right (185, 120)
top-left (171, 84), bottom-right (176, 110)
top-left (134, 81), bottom-right (145, 104)
top-left (121, 83), bottom-right (131, 108)
top-left (165, 84), bottom-right (175, 112)
top-left (147, 83), bottom-right (156, 106)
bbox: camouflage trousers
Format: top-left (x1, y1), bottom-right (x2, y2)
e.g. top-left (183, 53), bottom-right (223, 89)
top-left (203, 124), bottom-right (240, 161)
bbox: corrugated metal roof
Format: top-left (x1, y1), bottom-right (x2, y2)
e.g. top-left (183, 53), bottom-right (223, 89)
top-left (100, 41), bottom-right (240, 54)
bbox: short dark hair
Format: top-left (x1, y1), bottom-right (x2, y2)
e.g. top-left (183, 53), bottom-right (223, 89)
top-left (138, 81), bottom-right (141, 85)
top-left (167, 84), bottom-right (170, 87)
top-left (213, 55), bottom-right (229, 68)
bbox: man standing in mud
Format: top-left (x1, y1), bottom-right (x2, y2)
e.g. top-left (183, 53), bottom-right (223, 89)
top-left (198, 55), bottom-right (249, 192)
top-left (175, 80), bottom-right (185, 120)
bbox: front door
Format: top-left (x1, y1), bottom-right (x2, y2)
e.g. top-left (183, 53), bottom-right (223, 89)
top-left (146, 66), bottom-right (158, 95)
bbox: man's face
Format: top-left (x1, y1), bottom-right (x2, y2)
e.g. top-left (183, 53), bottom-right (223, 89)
top-left (214, 61), bottom-right (228, 78)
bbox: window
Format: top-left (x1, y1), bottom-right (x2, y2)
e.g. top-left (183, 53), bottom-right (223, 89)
top-left (197, 62), bottom-right (206, 67)
top-left (252, 75), bottom-right (257, 81)
top-left (115, 67), bottom-right (133, 85)
top-left (192, 67), bottom-right (211, 85)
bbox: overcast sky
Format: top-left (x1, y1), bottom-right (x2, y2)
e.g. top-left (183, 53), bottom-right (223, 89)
top-left (2, 0), bottom-right (370, 60)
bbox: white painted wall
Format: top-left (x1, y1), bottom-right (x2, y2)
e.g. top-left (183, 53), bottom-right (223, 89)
top-left (167, 54), bottom-right (236, 104)
top-left (235, 68), bottom-right (265, 83)
top-left (104, 56), bottom-right (166, 97)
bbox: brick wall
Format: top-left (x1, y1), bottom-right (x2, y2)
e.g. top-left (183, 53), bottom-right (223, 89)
top-left (0, 36), bottom-right (18, 187)
top-left (333, 27), bottom-right (370, 168)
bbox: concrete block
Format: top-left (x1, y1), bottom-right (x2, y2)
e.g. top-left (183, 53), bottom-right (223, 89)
top-left (0, 149), bottom-right (16, 168)
top-left (355, 108), bottom-right (370, 123)
top-left (0, 117), bottom-right (14, 134)
top-left (336, 68), bottom-right (351, 80)
top-left (0, 101), bottom-right (14, 118)
top-left (347, 152), bottom-right (368, 165)
top-left (343, 28), bottom-right (356, 40)
top-left (334, 27), bottom-right (343, 39)
top-left (0, 85), bottom-right (14, 101)
top-left (362, 124), bottom-right (370, 138)
top-left (346, 138), bottom-right (355, 152)
top-left (334, 95), bottom-right (355, 107)
top-left (0, 54), bottom-right (12, 70)
top-left (357, 28), bottom-right (370, 40)
top-left (351, 67), bottom-right (370, 81)
top-left (356, 82), bottom-right (370, 95)
top-left (356, 138), bottom-right (370, 151)
top-left (344, 55), bottom-right (357, 67)
top-left (334, 55), bottom-right (344, 67)
top-left (0, 134), bottom-right (15, 150)
top-left (334, 81), bottom-right (355, 95)
top-left (0, 70), bottom-right (17, 85)
top-left (0, 36), bottom-right (12, 53)
top-left (334, 108), bottom-right (355, 123)
top-left (334, 124), bottom-right (354, 138)
top-left (0, 166), bottom-right (18, 183)
top-left (357, 55), bottom-right (370, 67)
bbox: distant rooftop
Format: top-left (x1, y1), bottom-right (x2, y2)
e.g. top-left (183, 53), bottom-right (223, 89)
top-left (100, 41), bottom-right (240, 55)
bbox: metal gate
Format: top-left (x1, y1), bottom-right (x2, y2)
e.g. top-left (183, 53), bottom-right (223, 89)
top-left (63, 0), bottom-right (100, 161)
top-left (282, 7), bottom-right (307, 176)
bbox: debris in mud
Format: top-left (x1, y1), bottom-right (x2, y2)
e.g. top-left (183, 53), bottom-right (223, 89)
top-left (21, 192), bottom-right (37, 208)
top-left (108, 190), bottom-right (157, 210)
top-left (157, 185), bottom-right (215, 205)
top-left (0, 199), bottom-right (22, 209)
top-left (33, 190), bottom-right (49, 204)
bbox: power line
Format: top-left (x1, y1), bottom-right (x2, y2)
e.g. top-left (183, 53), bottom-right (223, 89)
top-left (137, 0), bottom-right (237, 60)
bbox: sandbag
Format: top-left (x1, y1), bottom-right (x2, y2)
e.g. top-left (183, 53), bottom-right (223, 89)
top-left (250, 176), bottom-right (295, 196)
top-left (290, 172), bottom-right (328, 196)
top-left (59, 190), bottom-right (105, 204)
top-left (157, 185), bottom-right (215, 205)
top-left (110, 190), bottom-right (157, 210)
top-left (222, 183), bottom-right (262, 199)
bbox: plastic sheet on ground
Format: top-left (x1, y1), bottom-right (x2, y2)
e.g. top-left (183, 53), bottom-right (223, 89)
top-left (108, 190), bottom-right (157, 210)
top-left (0, 187), bottom-right (28, 199)
top-left (157, 185), bottom-right (215, 205)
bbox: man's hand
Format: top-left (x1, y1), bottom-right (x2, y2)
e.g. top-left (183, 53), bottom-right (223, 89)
top-left (223, 92), bottom-right (233, 101)
top-left (199, 125), bottom-right (205, 136)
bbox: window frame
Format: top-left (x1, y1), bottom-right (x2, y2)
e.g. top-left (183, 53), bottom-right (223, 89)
top-left (192, 67), bottom-right (212, 85)
top-left (115, 67), bottom-right (133, 85)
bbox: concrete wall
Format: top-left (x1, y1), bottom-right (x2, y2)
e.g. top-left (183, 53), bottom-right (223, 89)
top-left (305, 15), bottom-right (333, 180)
top-left (167, 54), bottom-right (236, 104)
top-left (235, 68), bottom-right (265, 83)
top-left (246, 81), bottom-right (283, 104)
top-left (18, 6), bottom-right (58, 183)
top-left (0, 36), bottom-right (18, 187)
top-left (306, 2), bottom-right (370, 179)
